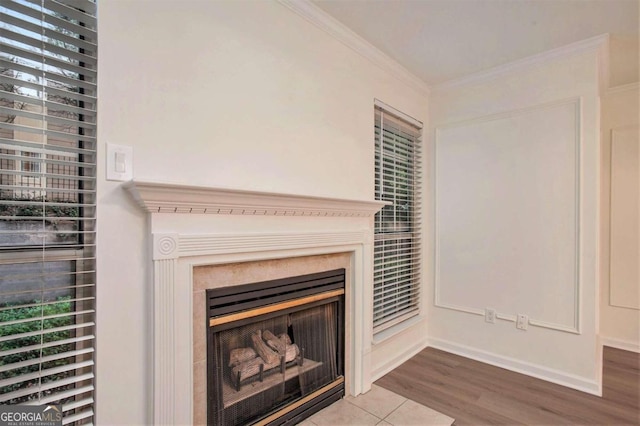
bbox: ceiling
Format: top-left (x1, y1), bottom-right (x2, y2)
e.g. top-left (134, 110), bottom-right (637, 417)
top-left (312, 0), bottom-right (640, 86)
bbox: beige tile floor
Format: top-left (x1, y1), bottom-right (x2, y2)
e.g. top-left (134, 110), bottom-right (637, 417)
top-left (299, 384), bottom-right (455, 426)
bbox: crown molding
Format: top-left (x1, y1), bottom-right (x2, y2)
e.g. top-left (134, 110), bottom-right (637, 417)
top-left (277, 0), bottom-right (430, 95)
top-left (605, 81), bottom-right (639, 96)
top-left (124, 180), bottom-right (389, 217)
top-left (433, 34), bottom-right (610, 93)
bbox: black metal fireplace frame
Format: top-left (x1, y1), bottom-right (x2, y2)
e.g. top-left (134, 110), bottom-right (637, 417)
top-left (207, 269), bottom-right (346, 425)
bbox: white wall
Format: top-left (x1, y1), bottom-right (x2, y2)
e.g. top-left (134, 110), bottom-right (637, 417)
top-left (609, 35), bottom-right (639, 87)
top-left (428, 44), bottom-right (604, 393)
top-left (600, 83), bottom-right (640, 352)
top-left (96, 1), bottom-right (428, 424)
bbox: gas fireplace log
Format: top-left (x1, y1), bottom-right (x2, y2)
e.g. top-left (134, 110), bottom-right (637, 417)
top-left (229, 347), bottom-right (257, 367)
top-left (284, 343), bottom-right (300, 361)
top-left (230, 344), bottom-right (301, 387)
top-left (263, 330), bottom-right (294, 353)
top-left (263, 330), bottom-right (286, 353)
top-left (251, 330), bottom-right (280, 365)
top-left (231, 356), bottom-right (265, 386)
top-left (278, 333), bottom-right (292, 345)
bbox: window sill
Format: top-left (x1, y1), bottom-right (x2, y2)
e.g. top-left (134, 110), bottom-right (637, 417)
top-left (372, 313), bottom-right (424, 345)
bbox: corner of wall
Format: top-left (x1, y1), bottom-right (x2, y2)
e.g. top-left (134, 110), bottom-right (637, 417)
top-left (427, 35), bottom-right (604, 391)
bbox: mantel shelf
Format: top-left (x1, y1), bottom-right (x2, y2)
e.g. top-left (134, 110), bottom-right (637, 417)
top-left (124, 180), bottom-right (389, 217)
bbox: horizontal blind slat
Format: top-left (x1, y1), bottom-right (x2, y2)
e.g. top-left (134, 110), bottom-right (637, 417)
top-left (0, 137), bottom-right (97, 155)
top-left (0, 90), bottom-right (98, 120)
top-left (62, 396), bottom-right (94, 412)
top-left (0, 12), bottom-right (96, 53)
top-left (0, 42), bottom-right (97, 79)
top-left (8, 0), bottom-right (97, 39)
top-left (62, 409), bottom-right (94, 425)
top-left (1, 335), bottom-right (94, 363)
top-left (0, 372), bottom-right (94, 404)
top-left (40, 0), bottom-right (98, 27)
top-left (374, 287), bottom-right (420, 304)
top-left (0, 57), bottom-right (97, 93)
top-left (0, 122), bottom-right (97, 144)
top-left (35, 383), bottom-right (94, 406)
top-left (0, 347), bottom-right (93, 374)
top-left (0, 28), bottom-right (98, 67)
top-left (0, 105), bottom-right (97, 130)
top-left (0, 308), bottom-right (94, 327)
top-left (373, 309), bottom-right (420, 334)
top-left (0, 321), bottom-right (94, 343)
top-left (0, 296), bottom-right (95, 314)
top-left (0, 359), bottom-right (93, 388)
top-left (374, 281), bottom-right (421, 300)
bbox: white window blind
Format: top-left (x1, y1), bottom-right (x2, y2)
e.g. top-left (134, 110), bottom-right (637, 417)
top-left (0, 0), bottom-right (97, 423)
top-left (373, 102), bottom-right (422, 334)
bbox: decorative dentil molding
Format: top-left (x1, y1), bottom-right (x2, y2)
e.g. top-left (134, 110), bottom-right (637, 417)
top-left (125, 180), bottom-right (389, 217)
top-left (277, 0), bottom-right (430, 95)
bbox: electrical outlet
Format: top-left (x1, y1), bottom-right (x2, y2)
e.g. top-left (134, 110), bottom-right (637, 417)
top-left (485, 308), bottom-right (496, 324)
top-left (516, 314), bottom-right (528, 330)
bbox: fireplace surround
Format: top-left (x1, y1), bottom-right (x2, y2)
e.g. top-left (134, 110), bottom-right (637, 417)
top-left (125, 181), bottom-right (387, 425)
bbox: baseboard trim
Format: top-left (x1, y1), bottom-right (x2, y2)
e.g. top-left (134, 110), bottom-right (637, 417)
top-left (600, 337), bottom-right (640, 353)
top-left (428, 337), bottom-right (602, 396)
top-left (371, 339), bottom-right (429, 382)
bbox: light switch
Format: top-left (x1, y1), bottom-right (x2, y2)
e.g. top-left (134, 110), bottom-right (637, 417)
top-left (115, 151), bottom-right (126, 173)
top-left (106, 143), bottom-right (133, 181)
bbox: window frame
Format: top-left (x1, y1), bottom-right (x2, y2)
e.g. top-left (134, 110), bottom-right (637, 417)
top-left (373, 99), bottom-right (423, 336)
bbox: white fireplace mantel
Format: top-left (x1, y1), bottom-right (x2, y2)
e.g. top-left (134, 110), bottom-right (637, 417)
top-left (124, 180), bottom-right (389, 216)
top-left (125, 180), bottom-right (386, 425)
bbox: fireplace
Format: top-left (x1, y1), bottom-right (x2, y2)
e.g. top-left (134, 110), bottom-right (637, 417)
top-left (207, 269), bottom-right (345, 425)
top-left (125, 181), bottom-right (387, 424)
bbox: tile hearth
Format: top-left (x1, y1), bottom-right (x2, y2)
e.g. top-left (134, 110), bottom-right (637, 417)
top-left (300, 385), bottom-right (455, 426)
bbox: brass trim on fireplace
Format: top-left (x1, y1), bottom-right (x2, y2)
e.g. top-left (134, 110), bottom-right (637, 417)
top-left (209, 289), bottom-right (345, 327)
top-left (253, 376), bottom-right (345, 426)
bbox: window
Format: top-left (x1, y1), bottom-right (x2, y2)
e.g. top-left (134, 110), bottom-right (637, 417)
top-left (20, 151), bottom-right (40, 173)
top-left (0, 0), bottom-right (97, 423)
top-left (373, 101), bottom-right (422, 334)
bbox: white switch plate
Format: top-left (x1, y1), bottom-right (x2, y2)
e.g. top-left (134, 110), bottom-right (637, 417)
top-left (106, 143), bottom-right (133, 181)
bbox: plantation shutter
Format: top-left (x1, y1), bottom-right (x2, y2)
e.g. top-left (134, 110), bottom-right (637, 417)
top-left (0, 0), bottom-right (97, 423)
top-left (373, 101), bottom-right (422, 334)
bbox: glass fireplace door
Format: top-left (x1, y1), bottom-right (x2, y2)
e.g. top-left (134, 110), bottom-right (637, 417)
top-left (208, 274), bottom-right (345, 426)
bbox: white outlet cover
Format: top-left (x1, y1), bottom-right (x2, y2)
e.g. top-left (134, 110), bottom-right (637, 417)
top-left (484, 308), bottom-right (496, 324)
top-left (516, 314), bottom-right (528, 330)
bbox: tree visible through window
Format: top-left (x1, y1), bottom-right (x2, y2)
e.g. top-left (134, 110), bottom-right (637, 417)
top-left (0, 1), bottom-right (97, 423)
top-left (373, 102), bottom-right (422, 333)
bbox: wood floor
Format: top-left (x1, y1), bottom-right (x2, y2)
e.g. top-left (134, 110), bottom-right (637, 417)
top-left (375, 346), bottom-right (640, 425)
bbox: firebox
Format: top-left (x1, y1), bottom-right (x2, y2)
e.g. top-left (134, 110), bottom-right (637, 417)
top-left (207, 269), bottom-right (345, 425)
